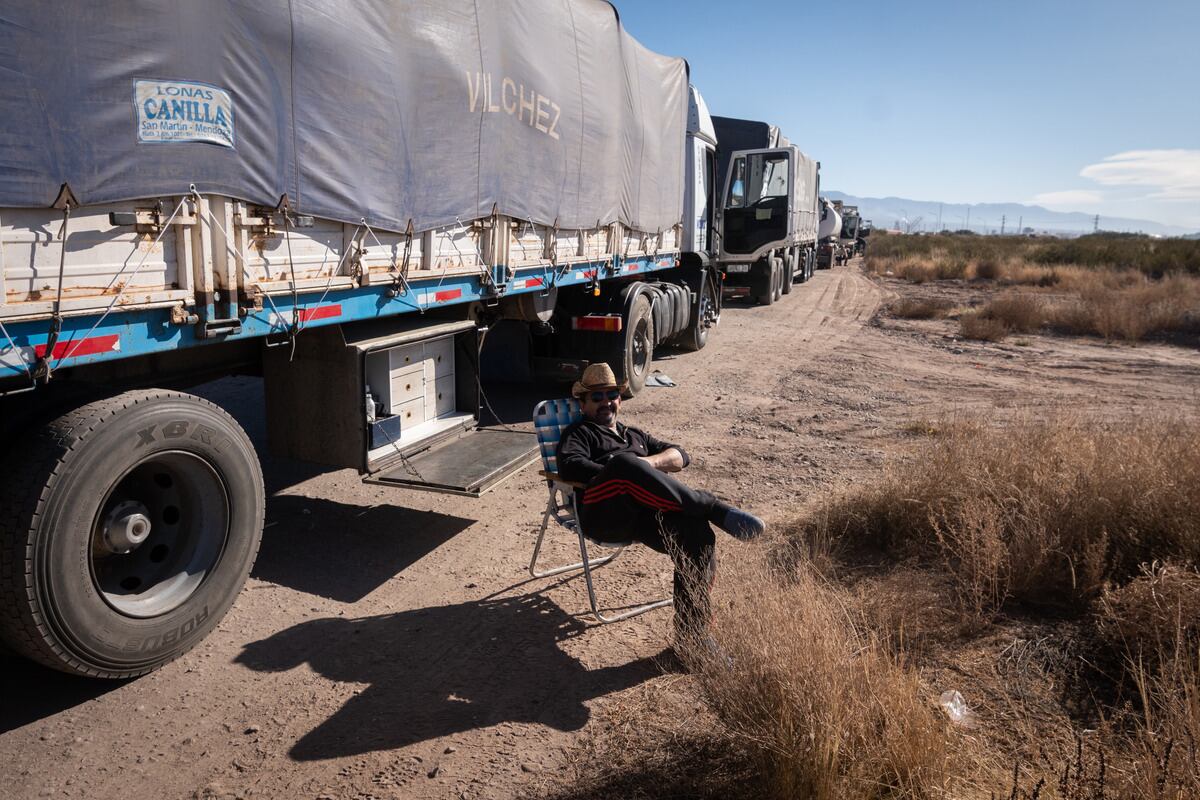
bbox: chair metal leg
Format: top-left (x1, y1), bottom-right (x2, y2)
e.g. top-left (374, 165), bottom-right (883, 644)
top-left (528, 502), bottom-right (622, 579)
top-left (577, 525), bottom-right (673, 624)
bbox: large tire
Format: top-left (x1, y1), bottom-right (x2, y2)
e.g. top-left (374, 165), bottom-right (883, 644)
top-left (676, 274), bottom-right (716, 352)
top-left (619, 295), bottom-right (654, 395)
top-left (752, 258), bottom-right (775, 306)
top-left (0, 390), bottom-right (264, 678)
top-left (771, 256), bottom-right (783, 302)
top-left (781, 249), bottom-right (795, 295)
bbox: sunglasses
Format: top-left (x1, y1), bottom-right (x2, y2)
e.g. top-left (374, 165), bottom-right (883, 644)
top-left (588, 389), bottom-right (621, 403)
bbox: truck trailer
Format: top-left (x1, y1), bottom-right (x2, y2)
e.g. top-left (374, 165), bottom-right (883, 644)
top-left (0, 0), bottom-right (722, 678)
top-left (710, 117), bottom-right (819, 305)
top-left (817, 197), bottom-right (849, 269)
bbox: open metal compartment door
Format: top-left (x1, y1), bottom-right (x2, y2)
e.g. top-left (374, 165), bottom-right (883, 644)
top-left (364, 426), bottom-right (538, 497)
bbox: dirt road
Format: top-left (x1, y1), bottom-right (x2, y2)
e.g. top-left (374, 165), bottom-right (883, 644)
top-left (3, 263), bottom-right (1198, 799)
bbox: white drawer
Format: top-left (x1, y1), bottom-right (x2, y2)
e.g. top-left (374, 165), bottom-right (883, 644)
top-left (424, 336), bottom-right (455, 379)
top-left (389, 343), bottom-right (423, 373)
top-left (426, 374), bottom-right (456, 418)
top-left (389, 371), bottom-right (424, 408)
top-left (394, 395), bottom-right (425, 428)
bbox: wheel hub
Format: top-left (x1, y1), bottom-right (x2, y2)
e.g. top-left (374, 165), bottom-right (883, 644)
top-left (101, 500), bottom-right (153, 554)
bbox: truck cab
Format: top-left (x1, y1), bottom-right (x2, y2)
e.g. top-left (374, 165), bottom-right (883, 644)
top-left (716, 142), bottom-right (820, 304)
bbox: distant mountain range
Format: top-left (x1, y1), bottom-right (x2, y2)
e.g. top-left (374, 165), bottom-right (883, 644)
top-left (825, 191), bottom-right (1197, 238)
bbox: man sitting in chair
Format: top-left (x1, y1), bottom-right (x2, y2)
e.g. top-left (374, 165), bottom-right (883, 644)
top-left (556, 362), bottom-right (765, 641)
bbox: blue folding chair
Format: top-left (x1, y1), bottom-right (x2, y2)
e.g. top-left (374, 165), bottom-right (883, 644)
top-left (529, 398), bottom-right (673, 623)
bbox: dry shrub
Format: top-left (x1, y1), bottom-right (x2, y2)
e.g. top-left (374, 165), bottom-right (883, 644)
top-left (999, 263), bottom-right (1061, 287)
top-left (971, 257), bottom-right (1002, 281)
top-left (783, 415), bottom-right (1200, 616)
top-left (1047, 276), bottom-right (1200, 341)
top-left (890, 297), bottom-right (956, 320)
top-left (980, 292), bottom-right (1046, 333)
top-left (902, 261), bottom-right (938, 285)
top-left (679, 551), bottom-right (951, 799)
top-left (935, 257), bottom-right (969, 280)
top-left (959, 311), bottom-right (1009, 341)
top-left (1097, 562), bottom-right (1200, 669)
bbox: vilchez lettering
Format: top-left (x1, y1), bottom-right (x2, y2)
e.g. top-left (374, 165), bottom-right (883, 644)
top-left (466, 71), bottom-right (561, 140)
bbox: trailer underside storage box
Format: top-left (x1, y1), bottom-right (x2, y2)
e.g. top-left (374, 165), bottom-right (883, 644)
top-left (264, 317), bottom-right (537, 496)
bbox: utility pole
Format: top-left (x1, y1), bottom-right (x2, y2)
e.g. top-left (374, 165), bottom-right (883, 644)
top-left (937, 203), bottom-right (943, 232)
top-left (1093, 214), bottom-right (1099, 233)
top-left (1018, 215), bottom-right (1022, 234)
top-left (1001, 214), bottom-right (1006, 235)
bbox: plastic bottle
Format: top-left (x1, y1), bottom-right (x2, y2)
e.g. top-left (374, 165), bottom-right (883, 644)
top-left (364, 385), bottom-right (376, 423)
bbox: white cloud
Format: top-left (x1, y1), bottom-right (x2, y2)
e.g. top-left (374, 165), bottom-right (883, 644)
top-left (1031, 189), bottom-right (1104, 208)
top-left (1080, 149), bottom-right (1200, 202)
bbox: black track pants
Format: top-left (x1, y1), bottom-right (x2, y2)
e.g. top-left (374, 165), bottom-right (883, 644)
top-left (578, 453), bottom-right (722, 634)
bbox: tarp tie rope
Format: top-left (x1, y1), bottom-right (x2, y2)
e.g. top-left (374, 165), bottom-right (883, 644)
top-left (33, 200), bottom-right (72, 384)
top-left (451, 216), bottom-right (497, 296)
top-left (363, 219), bottom-right (422, 314)
top-left (0, 316), bottom-right (33, 386)
top-left (278, 195), bottom-right (302, 356)
top-left (47, 193), bottom-right (189, 377)
top-left (295, 217), bottom-right (363, 330)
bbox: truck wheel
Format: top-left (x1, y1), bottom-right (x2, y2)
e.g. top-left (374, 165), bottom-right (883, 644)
top-left (781, 250), bottom-right (795, 295)
top-left (751, 258), bottom-right (774, 306)
top-left (619, 296), bottom-right (655, 395)
top-left (676, 275), bottom-right (715, 352)
top-left (0, 390), bottom-right (264, 678)
top-left (771, 257), bottom-right (783, 302)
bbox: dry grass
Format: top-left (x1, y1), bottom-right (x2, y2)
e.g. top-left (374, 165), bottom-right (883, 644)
top-left (781, 414), bottom-right (1200, 618)
top-left (869, 237), bottom-right (1200, 344)
top-left (1121, 642), bottom-right (1200, 796)
top-left (1092, 564), bottom-right (1200, 795)
top-left (890, 296), bottom-right (957, 320)
top-left (959, 312), bottom-right (1009, 342)
top-left (678, 551), bottom-right (953, 799)
top-left (1047, 277), bottom-right (1200, 341)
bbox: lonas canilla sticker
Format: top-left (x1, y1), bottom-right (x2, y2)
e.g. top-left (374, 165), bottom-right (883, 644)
top-left (134, 79), bottom-right (234, 147)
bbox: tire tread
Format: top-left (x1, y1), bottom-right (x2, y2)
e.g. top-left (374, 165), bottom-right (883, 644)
top-left (0, 390), bottom-right (263, 678)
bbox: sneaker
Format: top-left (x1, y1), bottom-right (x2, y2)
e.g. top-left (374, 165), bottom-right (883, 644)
top-left (718, 507), bottom-right (766, 541)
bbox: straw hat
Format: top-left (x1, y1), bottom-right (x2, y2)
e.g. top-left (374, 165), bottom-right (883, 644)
top-left (571, 362), bottom-right (628, 398)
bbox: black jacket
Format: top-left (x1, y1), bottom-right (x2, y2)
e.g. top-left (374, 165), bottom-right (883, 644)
top-left (556, 420), bottom-right (689, 484)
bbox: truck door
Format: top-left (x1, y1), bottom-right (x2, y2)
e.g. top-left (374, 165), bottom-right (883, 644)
top-left (719, 148), bottom-right (793, 259)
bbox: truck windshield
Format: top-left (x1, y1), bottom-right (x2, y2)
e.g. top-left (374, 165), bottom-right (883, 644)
top-left (726, 153), bottom-right (789, 209)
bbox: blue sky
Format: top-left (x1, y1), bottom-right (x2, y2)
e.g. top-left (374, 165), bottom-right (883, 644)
top-left (615, 0), bottom-right (1200, 230)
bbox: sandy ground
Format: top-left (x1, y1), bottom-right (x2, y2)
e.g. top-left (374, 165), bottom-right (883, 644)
top-left (3, 262), bottom-right (1198, 799)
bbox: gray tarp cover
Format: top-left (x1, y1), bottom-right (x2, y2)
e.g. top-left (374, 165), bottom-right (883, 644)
top-left (0, 0), bottom-right (686, 233)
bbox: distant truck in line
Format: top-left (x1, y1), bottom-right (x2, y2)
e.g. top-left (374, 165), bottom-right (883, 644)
top-left (711, 116), bottom-right (820, 305)
top-left (817, 199), bottom-right (861, 268)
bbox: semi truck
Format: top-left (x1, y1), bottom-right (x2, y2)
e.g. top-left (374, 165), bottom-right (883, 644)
top-left (817, 197), bottom-right (849, 269)
top-left (0, 0), bottom-right (722, 678)
top-left (710, 117), bottom-right (819, 305)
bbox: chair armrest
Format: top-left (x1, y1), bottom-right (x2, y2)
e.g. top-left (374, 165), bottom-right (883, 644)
top-left (538, 470), bottom-right (587, 489)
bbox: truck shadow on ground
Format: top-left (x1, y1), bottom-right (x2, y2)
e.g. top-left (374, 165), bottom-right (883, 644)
top-left (236, 592), bottom-right (670, 760)
top-left (253, 495), bottom-right (473, 603)
top-left (0, 656), bottom-right (125, 733)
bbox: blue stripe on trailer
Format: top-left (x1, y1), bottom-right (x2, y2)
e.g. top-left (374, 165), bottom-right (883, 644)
top-left (0, 252), bottom-right (683, 381)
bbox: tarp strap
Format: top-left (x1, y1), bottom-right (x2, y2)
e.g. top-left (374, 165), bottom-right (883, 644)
top-left (277, 194), bottom-right (301, 352)
top-left (47, 193), bottom-right (189, 376)
top-left (32, 200), bottom-right (73, 384)
top-left (451, 216), bottom-right (497, 296)
top-left (363, 219), bottom-right (421, 314)
top-left (297, 217), bottom-right (362, 329)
